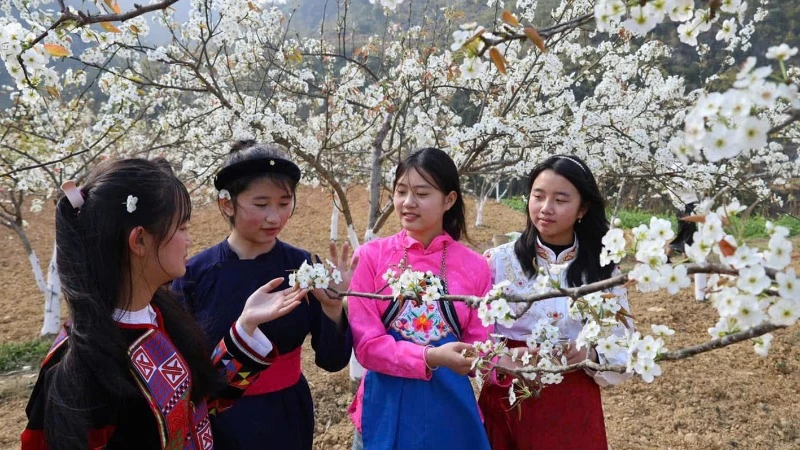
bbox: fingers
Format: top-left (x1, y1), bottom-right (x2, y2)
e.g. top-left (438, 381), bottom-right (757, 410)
top-left (349, 253), bottom-right (360, 272)
top-left (260, 277), bottom-right (285, 293)
top-left (448, 341), bottom-right (473, 353)
top-left (285, 288), bottom-right (309, 304)
top-left (329, 241), bottom-right (338, 262)
top-left (278, 298), bottom-right (303, 315)
top-left (340, 242), bottom-right (351, 266)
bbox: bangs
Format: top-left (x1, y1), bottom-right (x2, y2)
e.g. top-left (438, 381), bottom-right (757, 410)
top-left (172, 177), bottom-right (193, 225)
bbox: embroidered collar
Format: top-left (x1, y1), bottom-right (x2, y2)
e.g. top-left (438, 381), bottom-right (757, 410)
top-left (397, 229), bottom-right (453, 252)
top-left (113, 304), bottom-right (158, 326)
top-left (535, 235), bottom-right (579, 264)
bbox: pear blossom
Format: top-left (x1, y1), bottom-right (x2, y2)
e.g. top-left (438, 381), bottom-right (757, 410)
top-left (460, 56), bottom-right (486, 80)
top-left (753, 333), bottom-right (773, 357)
top-left (623, 4), bottom-right (660, 37)
top-left (768, 298), bottom-right (800, 326)
top-left (659, 265), bottom-right (692, 294)
top-left (776, 269), bottom-right (800, 300)
top-left (765, 44), bottom-right (798, 62)
top-left (733, 295), bottom-right (766, 329)
top-left (737, 266), bottom-right (771, 295)
top-left (716, 18), bottom-right (737, 42)
top-left (651, 324), bottom-right (675, 337)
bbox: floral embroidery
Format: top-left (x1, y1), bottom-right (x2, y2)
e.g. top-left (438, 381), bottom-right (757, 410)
top-left (391, 300), bottom-right (453, 345)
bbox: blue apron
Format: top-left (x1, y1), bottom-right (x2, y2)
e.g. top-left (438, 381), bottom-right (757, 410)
top-left (360, 300), bottom-right (490, 450)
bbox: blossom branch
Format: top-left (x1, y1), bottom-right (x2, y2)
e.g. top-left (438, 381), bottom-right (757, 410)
top-left (491, 322), bottom-right (784, 378)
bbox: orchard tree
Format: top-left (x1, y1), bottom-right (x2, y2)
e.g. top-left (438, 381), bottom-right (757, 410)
top-left (0, 0), bottom-right (799, 393)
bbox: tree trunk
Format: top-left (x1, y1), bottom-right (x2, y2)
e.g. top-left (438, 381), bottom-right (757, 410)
top-left (11, 223), bottom-right (61, 336)
top-left (330, 200), bottom-right (340, 242)
top-left (41, 245), bottom-right (61, 336)
top-left (475, 196), bottom-right (487, 227)
top-left (366, 113), bottom-right (393, 239)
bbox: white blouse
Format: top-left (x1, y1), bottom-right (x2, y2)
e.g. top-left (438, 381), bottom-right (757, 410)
top-left (485, 238), bottom-right (633, 387)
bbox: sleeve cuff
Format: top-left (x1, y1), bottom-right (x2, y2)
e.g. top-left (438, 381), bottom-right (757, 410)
top-left (235, 320), bottom-right (274, 357)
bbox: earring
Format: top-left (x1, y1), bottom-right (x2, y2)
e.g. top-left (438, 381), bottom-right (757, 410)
top-left (578, 217), bottom-right (582, 224)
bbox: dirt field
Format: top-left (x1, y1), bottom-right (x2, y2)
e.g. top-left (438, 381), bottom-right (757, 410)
top-left (1, 186), bottom-right (799, 450)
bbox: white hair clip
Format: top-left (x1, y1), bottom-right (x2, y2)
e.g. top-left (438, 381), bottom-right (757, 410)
top-left (125, 195), bottom-right (138, 213)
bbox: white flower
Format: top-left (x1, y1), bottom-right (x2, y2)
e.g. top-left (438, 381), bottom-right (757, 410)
top-left (632, 356), bottom-right (662, 383)
top-left (450, 29), bottom-right (472, 52)
top-left (677, 21), bottom-right (699, 46)
top-left (659, 265), bottom-right (692, 294)
top-left (629, 264), bottom-right (660, 292)
top-left (623, 4), bottom-right (660, 37)
top-left (733, 295), bottom-right (766, 329)
top-left (669, 0), bottom-right (695, 22)
top-left (507, 384), bottom-right (517, 406)
top-left (764, 234), bottom-right (793, 270)
top-left (637, 240), bottom-right (668, 268)
top-left (776, 268), bottom-right (800, 300)
top-left (702, 124), bottom-right (740, 162)
top-left (737, 266), bottom-right (771, 295)
top-left (753, 333), bottom-right (773, 357)
top-left (715, 199), bottom-right (746, 217)
top-left (576, 321), bottom-right (601, 349)
top-left (648, 217), bottom-right (675, 243)
top-left (715, 291), bottom-right (744, 317)
top-left (635, 335), bottom-right (664, 360)
top-left (631, 224), bottom-right (650, 243)
top-left (735, 116), bottom-right (769, 150)
top-left (651, 324), bottom-right (675, 337)
top-left (768, 298), bottom-right (800, 327)
top-left (460, 56), bottom-right (485, 80)
top-left (765, 44), bottom-right (798, 62)
top-left (708, 317), bottom-right (737, 338)
top-left (540, 373), bottom-right (564, 385)
top-left (125, 195), bottom-right (138, 213)
top-left (720, 0), bottom-right (742, 14)
top-left (715, 18), bottom-right (737, 42)
top-left (218, 189), bottom-right (231, 200)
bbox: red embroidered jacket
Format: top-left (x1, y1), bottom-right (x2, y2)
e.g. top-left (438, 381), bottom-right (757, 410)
top-left (21, 309), bottom-right (275, 450)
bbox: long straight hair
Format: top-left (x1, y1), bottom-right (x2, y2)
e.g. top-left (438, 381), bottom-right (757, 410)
top-left (393, 147), bottom-right (468, 241)
top-left (513, 155), bottom-right (614, 286)
top-left (47, 158), bottom-right (222, 449)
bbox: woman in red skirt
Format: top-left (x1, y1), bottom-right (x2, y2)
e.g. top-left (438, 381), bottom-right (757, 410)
top-left (480, 155), bottom-right (632, 450)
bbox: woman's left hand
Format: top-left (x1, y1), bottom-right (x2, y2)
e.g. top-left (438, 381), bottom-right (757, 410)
top-left (312, 241), bottom-right (360, 325)
top-left (239, 277), bottom-right (308, 335)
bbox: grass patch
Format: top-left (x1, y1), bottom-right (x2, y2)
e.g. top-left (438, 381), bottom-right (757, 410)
top-left (0, 339), bottom-right (51, 372)
top-left (500, 197), bottom-right (800, 238)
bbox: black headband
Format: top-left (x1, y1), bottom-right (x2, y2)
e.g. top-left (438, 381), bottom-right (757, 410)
top-left (214, 157), bottom-right (302, 191)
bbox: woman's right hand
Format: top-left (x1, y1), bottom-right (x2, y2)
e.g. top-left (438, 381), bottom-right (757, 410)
top-left (239, 277), bottom-right (308, 335)
top-left (425, 341), bottom-right (476, 375)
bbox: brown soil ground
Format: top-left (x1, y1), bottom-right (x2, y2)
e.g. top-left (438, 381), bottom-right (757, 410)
top-left (1, 186), bottom-right (799, 450)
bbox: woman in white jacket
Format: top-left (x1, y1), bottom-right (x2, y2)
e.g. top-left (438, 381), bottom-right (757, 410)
top-left (479, 154), bottom-right (632, 450)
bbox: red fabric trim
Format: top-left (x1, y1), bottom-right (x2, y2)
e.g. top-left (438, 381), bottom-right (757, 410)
top-left (21, 429), bottom-right (47, 450)
top-left (243, 346), bottom-right (302, 396)
top-left (116, 322), bottom-right (157, 330)
top-left (21, 426), bottom-right (115, 450)
top-left (88, 425), bottom-right (116, 449)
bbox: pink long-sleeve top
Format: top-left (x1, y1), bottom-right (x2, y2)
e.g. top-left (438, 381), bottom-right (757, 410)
top-left (347, 229), bottom-right (493, 431)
